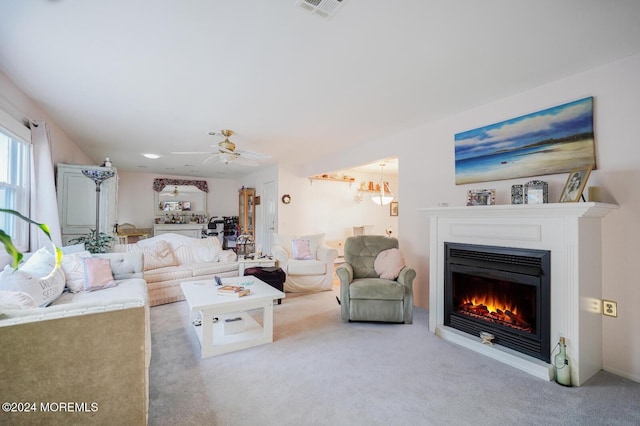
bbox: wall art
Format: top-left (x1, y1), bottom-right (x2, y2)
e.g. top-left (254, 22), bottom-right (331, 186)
top-left (454, 97), bottom-right (596, 185)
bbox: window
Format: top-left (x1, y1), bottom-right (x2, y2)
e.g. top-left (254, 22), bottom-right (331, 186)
top-left (0, 113), bottom-right (32, 253)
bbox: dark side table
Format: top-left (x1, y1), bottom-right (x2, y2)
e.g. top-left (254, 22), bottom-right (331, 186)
top-left (244, 266), bottom-right (286, 304)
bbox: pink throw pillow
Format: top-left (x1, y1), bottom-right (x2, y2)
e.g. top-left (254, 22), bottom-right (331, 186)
top-left (82, 258), bottom-right (116, 292)
top-left (374, 248), bottom-right (406, 280)
top-left (292, 239), bottom-right (313, 260)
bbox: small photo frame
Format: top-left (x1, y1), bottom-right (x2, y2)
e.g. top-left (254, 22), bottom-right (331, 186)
top-left (467, 189), bottom-right (495, 206)
top-left (181, 201), bottom-right (191, 211)
top-left (524, 180), bottom-right (548, 204)
top-left (559, 166), bottom-right (592, 202)
top-left (390, 201), bottom-right (398, 216)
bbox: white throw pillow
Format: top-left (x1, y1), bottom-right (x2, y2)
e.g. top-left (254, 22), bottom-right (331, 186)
top-left (191, 238), bottom-right (222, 263)
top-left (61, 242), bottom-right (86, 254)
top-left (0, 248), bottom-right (65, 306)
top-left (142, 240), bottom-right (179, 271)
top-left (374, 248), bottom-right (406, 280)
top-left (60, 250), bottom-right (93, 293)
top-left (0, 290), bottom-right (38, 311)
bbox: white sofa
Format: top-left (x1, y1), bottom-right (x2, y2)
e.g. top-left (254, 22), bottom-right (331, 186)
top-left (272, 233), bottom-right (338, 292)
top-left (0, 252), bottom-right (150, 425)
top-left (113, 233), bottom-right (239, 306)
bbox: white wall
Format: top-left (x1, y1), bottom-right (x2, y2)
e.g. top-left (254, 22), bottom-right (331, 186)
top-left (0, 71), bottom-right (93, 167)
top-left (275, 164), bottom-right (399, 245)
top-left (306, 54), bottom-right (640, 382)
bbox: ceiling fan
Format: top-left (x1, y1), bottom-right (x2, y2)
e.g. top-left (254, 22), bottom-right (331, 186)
top-left (172, 129), bottom-right (269, 167)
top-left (160, 186), bottom-right (179, 197)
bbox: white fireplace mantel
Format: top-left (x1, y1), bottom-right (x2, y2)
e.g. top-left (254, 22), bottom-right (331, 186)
top-left (419, 202), bottom-right (618, 386)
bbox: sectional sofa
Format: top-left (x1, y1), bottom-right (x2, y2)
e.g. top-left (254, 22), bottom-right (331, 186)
top-left (0, 252), bottom-right (150, 425)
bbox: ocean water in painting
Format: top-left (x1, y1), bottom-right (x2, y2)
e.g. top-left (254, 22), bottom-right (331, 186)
top-left (455, 97), bottom-right (596, 185)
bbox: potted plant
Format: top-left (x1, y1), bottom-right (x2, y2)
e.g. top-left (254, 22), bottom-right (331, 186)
top-left (69, 229), bottom-right (115, 254)
top-left (0, 208), bottom-right (62, 269)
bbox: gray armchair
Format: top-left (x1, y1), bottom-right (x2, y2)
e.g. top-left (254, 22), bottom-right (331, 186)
top-left (337, 235), bottom-right (415, 324)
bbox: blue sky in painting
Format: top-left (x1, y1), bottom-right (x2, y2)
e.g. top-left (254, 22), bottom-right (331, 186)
top-left (455, 97), bottom-right (593, 161)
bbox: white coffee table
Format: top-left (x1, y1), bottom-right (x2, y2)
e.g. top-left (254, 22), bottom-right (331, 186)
top-left (181, 277), bottom-right (285, 358)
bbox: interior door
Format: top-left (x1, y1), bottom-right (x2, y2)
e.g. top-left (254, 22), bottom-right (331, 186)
top-left (261, 180), bottom-right (276, 255)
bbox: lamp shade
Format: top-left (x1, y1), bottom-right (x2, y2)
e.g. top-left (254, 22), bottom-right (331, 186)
top-left (371, 181), bottom-right (394, 206)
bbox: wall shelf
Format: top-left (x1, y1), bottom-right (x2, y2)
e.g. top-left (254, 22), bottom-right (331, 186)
top-left (309, 175), bottom-right (356, 186)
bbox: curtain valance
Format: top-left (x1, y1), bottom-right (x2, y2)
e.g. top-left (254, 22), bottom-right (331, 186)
top-left (153, 178), bottom-right (209, 193)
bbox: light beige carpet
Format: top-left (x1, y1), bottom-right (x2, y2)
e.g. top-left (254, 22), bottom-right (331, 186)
top-left (149, 286), bottom-right (640, 426)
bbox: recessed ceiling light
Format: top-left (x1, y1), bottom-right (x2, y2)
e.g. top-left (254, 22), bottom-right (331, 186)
top-left (142, 153), bottom-right (161, 159)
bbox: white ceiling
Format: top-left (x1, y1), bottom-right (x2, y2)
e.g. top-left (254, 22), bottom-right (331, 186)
top-left (1, 1), bottom-right (640, 179)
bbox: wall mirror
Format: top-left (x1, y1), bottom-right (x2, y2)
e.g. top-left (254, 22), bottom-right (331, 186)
top-left (153, 180), bottom-right (208, 217)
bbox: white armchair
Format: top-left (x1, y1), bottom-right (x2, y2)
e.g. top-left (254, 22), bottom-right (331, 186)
top-left (271, 233), bottom-right (338, 292)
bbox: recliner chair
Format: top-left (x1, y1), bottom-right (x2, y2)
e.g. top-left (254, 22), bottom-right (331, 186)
top-left (337, 235), bottom-right (415, 323)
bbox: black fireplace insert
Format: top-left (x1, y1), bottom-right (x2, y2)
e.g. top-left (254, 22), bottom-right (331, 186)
top-left (444, 242), bottom-right (551, 362)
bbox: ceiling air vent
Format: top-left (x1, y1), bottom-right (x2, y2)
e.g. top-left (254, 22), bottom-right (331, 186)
top-left (294, 0), bottom-right (347, 19)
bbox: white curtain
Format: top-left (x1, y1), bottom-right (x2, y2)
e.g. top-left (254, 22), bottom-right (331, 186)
top-left (29, 121), bottom-right (62, 249)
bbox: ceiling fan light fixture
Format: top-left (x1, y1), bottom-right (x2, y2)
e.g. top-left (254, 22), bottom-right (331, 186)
top-left (219, 152), bottom-right (237, 164)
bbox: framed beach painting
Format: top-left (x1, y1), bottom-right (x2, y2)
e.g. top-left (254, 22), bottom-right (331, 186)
top-left (454, 97), bottom-right (596, 185)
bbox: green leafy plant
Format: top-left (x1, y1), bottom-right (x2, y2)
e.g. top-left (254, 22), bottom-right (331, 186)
top-left (69, 229), bottom-right (115, 254)
top-left (0, 208), bottom-right (62, 270)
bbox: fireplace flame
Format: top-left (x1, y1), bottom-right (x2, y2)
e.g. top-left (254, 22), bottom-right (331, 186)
top-left (458, 293), bottom-right (532, 332)
top-left (461, 294), bottom-right (519, 316)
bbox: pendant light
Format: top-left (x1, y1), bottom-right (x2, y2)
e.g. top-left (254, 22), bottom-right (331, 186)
top-left (371, 163), bottom-right (394, 206)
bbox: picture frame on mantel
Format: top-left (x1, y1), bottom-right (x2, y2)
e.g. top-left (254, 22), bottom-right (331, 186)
top-left (390, 201), bottom-right (398, 216)
top-left (467, 189), bottom-right (496, 206)
top-left (559, 165), bottom-right (592, 202)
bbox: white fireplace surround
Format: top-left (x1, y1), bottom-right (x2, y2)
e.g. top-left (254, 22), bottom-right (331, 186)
top-left (420, 203), bottom-right (618, 386)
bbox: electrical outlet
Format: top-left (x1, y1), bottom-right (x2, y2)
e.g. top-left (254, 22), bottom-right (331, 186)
top-left (602, 300), bottom-right (617, 317)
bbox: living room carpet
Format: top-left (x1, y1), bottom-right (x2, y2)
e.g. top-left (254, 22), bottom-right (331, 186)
top-left (149, 287), bottom-right (640, 426)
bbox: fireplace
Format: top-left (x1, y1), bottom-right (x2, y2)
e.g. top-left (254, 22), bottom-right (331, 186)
top-left (421, 203), bottom-right (617, 385)
top-left (444, 242), bottom-right (551, 362)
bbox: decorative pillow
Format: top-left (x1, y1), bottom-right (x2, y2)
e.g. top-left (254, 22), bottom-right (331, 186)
top-left (60, 250), bottom-right (93, 293)
top-left (61, 243), bottom-right (86, 255)
top-left (299, 233), bottom-right (324, 260)
top-left (374, 248), bottom-right (406, 280)
top-left (142, 240), bottom-right (179, 271)
top-left (82, 257), bottom-right (116, 292)
top-left (292, 239), bottom-right (313, 260)
top-left (0, 290), bottom-right (38, 311)
top-left (0, 248), bottom-right (65, 306)
top-left (191, 238), bottom-right (222, 263)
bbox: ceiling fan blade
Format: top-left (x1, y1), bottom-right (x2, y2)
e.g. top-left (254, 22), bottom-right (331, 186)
top-left (172, 151), bottom-right (212, 155)
top-left (233, 156), bottom-right (259, 167)
top-left (202, 154), bottom-right (219, 164)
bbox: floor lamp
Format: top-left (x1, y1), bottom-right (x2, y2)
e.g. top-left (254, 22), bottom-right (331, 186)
top-left (82, 169), bottom-right (115, 247)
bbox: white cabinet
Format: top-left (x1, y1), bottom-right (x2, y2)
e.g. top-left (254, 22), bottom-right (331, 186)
top-left (153, 224), bottom-right (203, 239)
top-left (57, 164), bottom-right (118, 245)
